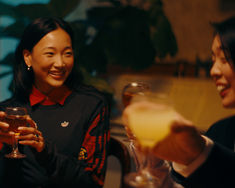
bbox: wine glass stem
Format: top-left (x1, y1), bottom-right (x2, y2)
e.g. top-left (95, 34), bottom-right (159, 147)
top-left (12, 136), bottom-right (19, 153)
top-left (129, 140), bottom-right (140, 170)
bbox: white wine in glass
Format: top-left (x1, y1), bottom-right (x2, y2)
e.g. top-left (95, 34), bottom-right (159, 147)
top-left (4, 107), bottom-right (28, 159)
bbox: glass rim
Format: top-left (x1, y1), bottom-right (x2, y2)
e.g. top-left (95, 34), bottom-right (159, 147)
top-left (5, 107), bottom-right (28, 114)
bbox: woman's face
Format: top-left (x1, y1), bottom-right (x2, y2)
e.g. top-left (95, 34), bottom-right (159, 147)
top-left (23, 28), bottom-right (74, 94)
top-left (210, 34), bottom-right (235, 108)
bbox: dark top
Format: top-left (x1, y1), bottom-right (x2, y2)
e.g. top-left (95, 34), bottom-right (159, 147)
top-left (172, 116), bottom-right (235, 188)
top-left (0, 85), bottom-right (110, 188)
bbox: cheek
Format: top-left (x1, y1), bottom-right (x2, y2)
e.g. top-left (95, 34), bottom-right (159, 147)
top-left (66, 59), bottom-right (74, 73)
top-left (31, 61), bottom-right (52, 79)
top-left (230, 81), bottom-right (235, 96)
top-left (32, 63), bottom-right (50, 75)
top-left (223, 64), bottom-right (235, 82)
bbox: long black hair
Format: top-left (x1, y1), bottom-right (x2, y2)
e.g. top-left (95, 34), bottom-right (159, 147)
top-left (212, 16), bottom-right (235, 66)
top-left (13, 17), bottom-right (83, 102)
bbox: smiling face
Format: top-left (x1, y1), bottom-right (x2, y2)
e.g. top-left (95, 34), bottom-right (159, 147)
top-left (210, 34), bottom-right (235, 108)
top-left (23, 28), bottom-right (74, 94)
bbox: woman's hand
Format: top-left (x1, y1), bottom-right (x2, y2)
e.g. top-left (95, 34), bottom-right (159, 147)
top-left (0, 111), bottom-right (14, 145)
top-left (152, 112), bottom-right (206, 165)
top-left (17, 115), bottom-right (45, 152)
top-left (123, 102), bottom-right (206, 166)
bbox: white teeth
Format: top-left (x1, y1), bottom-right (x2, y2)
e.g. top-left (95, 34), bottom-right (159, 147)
top-left (217, 85), bottom-right (225, 92)
top-left (49, 72), bottom-right (64, 76)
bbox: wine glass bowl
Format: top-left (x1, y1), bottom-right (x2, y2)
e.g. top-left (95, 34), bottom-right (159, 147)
top-left (122, 82), bottom-right (150, 108)
top-left (4, 107), bottom-right (28, 159)
top-left (122, 82), bottom-right (151, 140)
top-left (127, 94), bottom-right (175, 148)
top-left (5, 108), bottom-right (27, 133)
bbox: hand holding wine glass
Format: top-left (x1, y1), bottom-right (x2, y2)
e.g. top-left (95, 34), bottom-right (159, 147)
top-left (17, 120), bottom-right (44, 153)
top-left (152, 112), bottom-right (206, 165)
top-left (0, 111), bottom-right (15, 146)
top-left (3, 107), bottom-right (28, 158)
top-left (1, 107), bottom-right (44, 158)
top-left (124, 93), bottom-right (206, 166)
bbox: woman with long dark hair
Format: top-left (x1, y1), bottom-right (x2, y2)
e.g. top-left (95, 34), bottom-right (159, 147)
top-left (0, 17), bottom-right (109, 188)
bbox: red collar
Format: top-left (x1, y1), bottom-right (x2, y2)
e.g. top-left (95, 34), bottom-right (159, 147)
top-left (29, 86), bottom-right (72, 106)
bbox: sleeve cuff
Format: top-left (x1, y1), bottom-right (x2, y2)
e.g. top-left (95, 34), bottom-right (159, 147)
top-left (172, 136), bottom-right (214, 177)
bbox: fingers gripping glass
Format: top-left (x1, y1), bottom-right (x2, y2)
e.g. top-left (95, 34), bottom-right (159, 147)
top-left (4, 107), bottom-right (28, 159)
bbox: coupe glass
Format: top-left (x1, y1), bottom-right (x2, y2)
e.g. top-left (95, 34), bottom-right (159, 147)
top-left (123, 93), bottom-right (175, 188)
top-left (4, 107), bottom-right (28, 159)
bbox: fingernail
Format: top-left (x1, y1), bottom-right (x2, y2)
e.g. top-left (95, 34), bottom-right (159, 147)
top-left (18, 127), bottom-right (23, 130)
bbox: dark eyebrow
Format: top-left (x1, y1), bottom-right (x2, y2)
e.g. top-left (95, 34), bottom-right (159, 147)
top-left (42, 46), bottom-right (73, 51)
top-left (64, 46), bottom-right (73, 50)
top-left (42, 47), bottom-right (56, 51)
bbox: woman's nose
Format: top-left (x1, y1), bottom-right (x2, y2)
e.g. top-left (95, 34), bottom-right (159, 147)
top-left (54, 55), bottom-right (64, 67)
top-left (210, 61), bottom-right (221, 78)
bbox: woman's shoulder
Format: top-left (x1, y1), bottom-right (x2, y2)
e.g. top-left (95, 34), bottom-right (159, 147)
top-left (0, 97), bottom-right (21, 109)
top-left (206, 115), bottom-right (235, 140)
top-left (73, 84), bottom-right (108, 105)
top-left (209, 115), bottom-right (235, 129)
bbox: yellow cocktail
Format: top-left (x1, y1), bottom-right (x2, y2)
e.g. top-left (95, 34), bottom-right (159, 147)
top-left (126, 101), bottom-right (175, 148)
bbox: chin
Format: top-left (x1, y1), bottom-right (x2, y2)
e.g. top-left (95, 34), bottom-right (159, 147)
top-left (222, 100), bottom-right (235, 109)
top-left (49, 80), bottom-right (65, 87)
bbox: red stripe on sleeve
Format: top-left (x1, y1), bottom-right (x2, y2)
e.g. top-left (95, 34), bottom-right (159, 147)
top-left (80, 107), bottom-right (110, 185)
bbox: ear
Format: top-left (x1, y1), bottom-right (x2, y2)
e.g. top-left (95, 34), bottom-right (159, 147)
top-left (23, 49), bottom-right (32, 67)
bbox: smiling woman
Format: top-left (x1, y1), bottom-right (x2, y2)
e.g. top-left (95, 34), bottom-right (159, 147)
top-left (0, 17), bottom-right (110, 188)
top-left (211, 34), bottom-right (235, 108)
top-left (123, 16), bottom-right (235, 188)
top-left (23, 28), bottom-right (74, 94)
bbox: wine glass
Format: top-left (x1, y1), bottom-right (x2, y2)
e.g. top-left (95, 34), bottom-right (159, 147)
top-left (123, 93), bottom-right (175, 188)
top-left (121, 81), bottom-right (150, 152)
top-left (4, 107), bottom-right (28, 159)
top-left (122, 82), bottom-right (159, 187)
top-left (122, 81), bottom-right (150, 140)
top-left (122, 82), bottom-right (150, 108)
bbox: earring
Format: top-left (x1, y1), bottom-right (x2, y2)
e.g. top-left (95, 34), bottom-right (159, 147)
top-left (27, 66), bottom-right (31, 71)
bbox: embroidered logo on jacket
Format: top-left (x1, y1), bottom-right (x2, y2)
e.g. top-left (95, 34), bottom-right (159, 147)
top-left (78, 147), bottom-right (88, 160)
top-left (61, 121), bottom-right (69, 127)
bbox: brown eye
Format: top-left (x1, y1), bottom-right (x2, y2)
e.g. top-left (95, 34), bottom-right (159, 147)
top-left (64, 51), bottom-right (73, 57)
top-left (44, 52), bottom-right (54, 57)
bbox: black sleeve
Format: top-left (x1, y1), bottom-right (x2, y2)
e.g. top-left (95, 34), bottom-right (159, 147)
top-left (32, 102), bottom-right (110, 188)
top-left (171, 143), bottom-right (235, 188)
